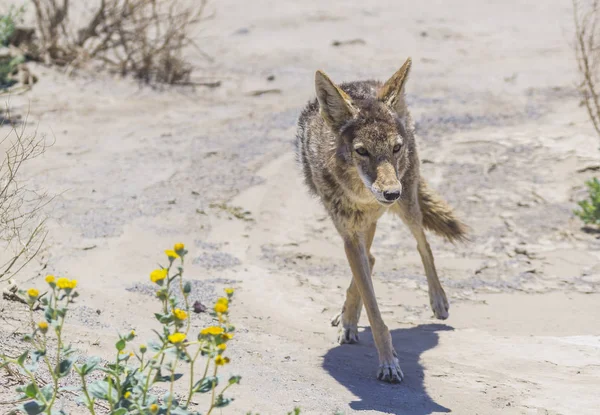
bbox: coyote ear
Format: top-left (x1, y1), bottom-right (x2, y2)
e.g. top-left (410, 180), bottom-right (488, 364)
top-left (315, 70), bottom-right (357, 129)
top-left (377, 57), bottom-right (412, 113)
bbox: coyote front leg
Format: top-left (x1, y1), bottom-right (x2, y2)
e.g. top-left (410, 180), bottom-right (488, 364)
top-left (343, 232), bottom-right (403, 383)
top-left (331, 222), bottom-right (376, 344)
top-left (396, 200), bottom-right (449, 319)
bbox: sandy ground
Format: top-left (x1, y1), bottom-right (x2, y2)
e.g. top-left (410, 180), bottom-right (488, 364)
top-left (1, 0), bottom-right (600, 414)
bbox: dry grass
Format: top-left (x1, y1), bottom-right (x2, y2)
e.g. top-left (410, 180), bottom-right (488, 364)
top-left (31, 0), bottom-right (210, 84)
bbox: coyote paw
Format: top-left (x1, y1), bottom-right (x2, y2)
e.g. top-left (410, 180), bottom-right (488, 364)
top-left (377, 355), bottom-right (404, 383)
top-left (430, 290), bottom-right (449, 320)
top-left (331, 312), bottom-right (359, 344)
top-left (338, 324), bottom-right (359, 344)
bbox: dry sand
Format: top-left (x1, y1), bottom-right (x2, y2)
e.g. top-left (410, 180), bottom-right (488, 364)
top-left (1, 0), bottom-right (600, 414)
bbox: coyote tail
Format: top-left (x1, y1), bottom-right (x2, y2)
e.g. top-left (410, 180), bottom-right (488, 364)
top-left (418, 178), bottom-right (469, 243)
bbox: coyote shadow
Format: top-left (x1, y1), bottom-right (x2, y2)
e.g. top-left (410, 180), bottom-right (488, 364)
top-left (323, 324), bottom-right (453, 414)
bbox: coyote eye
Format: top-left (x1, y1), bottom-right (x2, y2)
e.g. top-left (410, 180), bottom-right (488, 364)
top-left (355, 147), bottom-right (369, 156)
top-left (393, 143), bottom-right (401, 153)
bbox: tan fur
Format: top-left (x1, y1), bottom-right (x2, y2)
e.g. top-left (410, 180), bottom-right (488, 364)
top-left (296, 57), bottom-right (468, 383)
top-left (418, 178), bottom-right (469, 243)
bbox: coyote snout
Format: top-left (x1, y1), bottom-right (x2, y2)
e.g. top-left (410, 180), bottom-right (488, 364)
top-left (364, 162), bottom-right (402, 205)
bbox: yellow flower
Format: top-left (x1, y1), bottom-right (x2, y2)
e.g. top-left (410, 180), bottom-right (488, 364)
top-left (224, 288), bottom-right (234, 295)
top-left (173, 308), bottom-right (188, 320)
top-left (27, 288), bottom-right (39, 298)
top-left (150, 403), bottom-right (159, 413)
top-left (124, 391), bottom-right (131, 399)
top-left (130, 330), bottom-right (136, 337)
top-left (217, 297), bottom-right (229, 306)
top-left (215, 355), bottom-right (230, 366)
top-left (222, 332), bottom-right (234, 340)
top-left (174, 242), bottom-right (185, 252)
top-left (45, 275), bottom-right (55, 284)
top-left (217, 343), bottom-right (227, 351)
top-left (200, 326), bottom-right (224, 336)
top-left (57, 278), bottom-right (77, 290)
top-left (129, 352), bottom-right (134, 357)
top-left (150, 269), bottom-right (168, 283)
top-left (165, 250), bottom-right (180, 259)
top-left (37, 321), bottom-right (48, 333)
top-left (140, 344), bottom-right (147, 353)
top-left (214, 302), bottom-right (228, 313)
top-left (168, 332), bottom-right (186, 344)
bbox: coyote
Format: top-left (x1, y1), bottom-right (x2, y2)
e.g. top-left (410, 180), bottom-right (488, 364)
top-left (295, 58), bottom-right (467, 383)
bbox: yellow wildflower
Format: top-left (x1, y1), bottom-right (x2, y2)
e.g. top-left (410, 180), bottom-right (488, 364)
top-left (215, 355), bottom-right (230, 366)
top-left (45, 275), bottom-right (55, 284)
top-left (27, 288), bottom-right (39, 298)
top-left (129, 352), bottom-right (134, 357)
top-left (214, 302), bottom-right (228, 313)
top-left (174, 242), bottom-right (185, 252)
top-left (222, 332), bottom-right (234, 340)
top-left (200, 326), bottom-right (224, 336)
top-left (150, 269), bottom-right (168, 283)
top-left (130, 330), bottom-right (136, 337)
top-left (165, 250), bottom-right (179, 259)
top-left (37, 321), bottom-right (48, 333)
top-left (57, 278), bottom-right (77, 290)
top-left (217, 343), bottom-right (227, 351)
top-left (168, 332), bottom-right (186, 344)
top-left (216, 297), bottom-right (229, 306)
top-left (150, 403), bottom-right (159, 413)
top-left (140, 344), bottom-right (147, 353)
top-left (124, 391), bottom-right (131, 399)
top-left (224, 288), bottom-right (234, 295)
top-left (173, 308), bottom-right (188, 320)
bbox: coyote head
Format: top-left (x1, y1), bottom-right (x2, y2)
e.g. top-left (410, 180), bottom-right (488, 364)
top-left (315, 58), bottom-right (413, 206)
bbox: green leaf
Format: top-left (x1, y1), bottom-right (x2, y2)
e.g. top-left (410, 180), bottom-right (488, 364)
top-left (115, 339), bottom-right (126, 352)
top-left (110, 409), bottom-right (128, 415)
top-left (81, 356), bottom-right (102, 375)
top-left (213, 394), bottom-right (233, 408)
top-left (88, 380), bottom-right (118, 401)
top-left (32, 350), bottom-right (46, 364)
top-left (16, 383), bottom-right (37, 398)
top-left (17, 351), bottom-right (29, 366)
top-left (18, 400), bottom-right (46, 415)
top-left (40, 384), bottom-right (54, 401)
top-left (55, 357), bottom-right (74, 377)
top-left (228, 375), bottom-right (241, 385)
top-left (193, 376), bottom-right (218, 393)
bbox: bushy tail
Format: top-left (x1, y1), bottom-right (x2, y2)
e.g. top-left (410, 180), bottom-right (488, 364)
top-left (418, 178), bottom-right (469, 243)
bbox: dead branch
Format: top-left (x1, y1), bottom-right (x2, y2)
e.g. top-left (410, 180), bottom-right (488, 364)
top-left (30, 0), bottom-right (211, 85)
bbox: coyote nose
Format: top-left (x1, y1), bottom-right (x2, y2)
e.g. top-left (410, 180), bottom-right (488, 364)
top-left (383, 190), bottom-right (400, 201)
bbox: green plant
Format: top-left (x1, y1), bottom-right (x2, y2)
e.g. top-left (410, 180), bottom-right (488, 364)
top-left (1, 243), bottom-right (240, 415)
top-left (0, 5), bottom-right (24, 46)
top-left (575, 177), bottom-right (600, 225)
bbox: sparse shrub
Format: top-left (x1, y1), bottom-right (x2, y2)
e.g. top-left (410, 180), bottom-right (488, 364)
top-left (572, 1), bottom-right (600, 226)
top-left (0, 114), bottom-right (48, 282)
top-left (1, 243), bottom-right (241, 414)
top-left (31, 0), bottom-right (210, 84)
top-left (575, 177), bottom-right (600, 225)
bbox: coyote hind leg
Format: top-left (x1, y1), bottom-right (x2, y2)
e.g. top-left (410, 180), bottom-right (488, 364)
top-left (331, 222), bottom-right (376, 344)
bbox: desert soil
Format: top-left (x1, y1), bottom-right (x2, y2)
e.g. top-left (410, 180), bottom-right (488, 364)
top-left (1, 0), bottom-right (600, 414)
